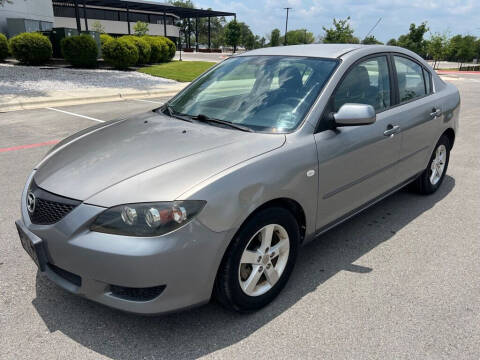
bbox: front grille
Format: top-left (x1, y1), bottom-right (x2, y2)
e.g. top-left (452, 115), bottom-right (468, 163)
top-left (110, 285), bottom-right (166, 302)
top-left (27, 180), bottom-right (81, 225)
top-left (30, 198), bottom-right (77, 225)
top-left (48, 263), bottom-right (82, 287)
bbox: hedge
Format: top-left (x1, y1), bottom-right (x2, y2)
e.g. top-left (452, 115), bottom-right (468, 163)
top-left (61, 34), bottom-right (98, 68)
top-left (0, 33), bottom-right (8, 61)
top-left (102, 37), bottom-right (139, 69)
top-left (163, 37), bottom-right (176, 61)
top-left (121, 36), bottom-right (151, 65)
top-left (100, 33), bottom-right (114, 47)
top-left (9, 32), bottom-right (52, 65)
top-left (143, 36), bottom-right (170, 63)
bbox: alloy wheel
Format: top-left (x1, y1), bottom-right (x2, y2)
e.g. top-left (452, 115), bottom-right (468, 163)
top-left (430, 144), bottom-right (447, 185)
top-left (238, 224), bottom-right (290, 297)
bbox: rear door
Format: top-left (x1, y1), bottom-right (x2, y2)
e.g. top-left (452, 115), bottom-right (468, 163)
top-left (390, 55), bottom-right (443, 181)
top-left (314, 55), bottom-right (403, 231)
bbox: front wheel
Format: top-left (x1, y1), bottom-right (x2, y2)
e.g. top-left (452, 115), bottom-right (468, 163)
top-left (410, 135), bottom-right (450, 194)
top-left (215, 207), bottom-right (299, 312)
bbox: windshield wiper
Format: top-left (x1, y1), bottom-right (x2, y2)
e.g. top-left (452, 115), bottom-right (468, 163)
top-left (160, 104), bottom-right (193, 123)
top-left (191, 114), bottom-right (253, 132)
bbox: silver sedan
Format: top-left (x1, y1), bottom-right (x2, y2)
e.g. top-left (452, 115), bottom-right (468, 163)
top-left (16, 44), bottom-right (460, 314)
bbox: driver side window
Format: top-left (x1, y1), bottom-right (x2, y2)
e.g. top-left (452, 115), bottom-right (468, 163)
top-left (334, 56), bottom-right (391, 113)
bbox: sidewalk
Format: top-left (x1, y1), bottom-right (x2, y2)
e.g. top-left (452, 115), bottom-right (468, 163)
top-left (0, 63), bottom-right (188, 112)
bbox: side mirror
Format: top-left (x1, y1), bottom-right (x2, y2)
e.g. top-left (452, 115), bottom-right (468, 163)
top-left (333, 103), bottom-right (376, 126)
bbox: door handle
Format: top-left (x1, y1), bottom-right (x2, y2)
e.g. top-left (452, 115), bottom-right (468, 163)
top-left (430, 108), bottom-right (442, 117)
top-left (384, 125), bottom-right (401, 137)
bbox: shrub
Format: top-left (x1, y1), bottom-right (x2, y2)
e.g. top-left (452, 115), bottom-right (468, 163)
top-left (121, 36), bottom-right (151, 65)
top-left (9, 32), bottom-right (52, 65)
top-left (102, 37), bottom-right (138, 69)
top-left (163, 37), bottom-right (176, 61)
top-left (156, 37), bottom-right (170, 62)
top-left (143, 36), bottom-right (169, 63)
top-left (61, 35), bottom-right (98, 68)
top-left (0, 33), bottom-right (9, 61)
top-left (100, 33), bottom-right (114, 46)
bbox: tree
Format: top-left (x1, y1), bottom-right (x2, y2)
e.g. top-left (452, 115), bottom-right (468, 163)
top-left (91, 20), bottom-right (105, 34)
top-left (225, 20), bottom-right (241, 53)
top-left (270, 29), bottom-right (281, 47)
top-left (243, 31), bottom-right (256, 50)
top-left (322, 17), bottom-right (359, 44)
top-left (362, 35), bottom-right (383, 45)
top-left (396, 22), bottom-right (429, 57)
top-left (169, 0), bottom-right (195, 48)
top-left (448, 35), bottom-right (477, 66)
top-left (387, 38), bottom-right (397, 46)
top-left (257, 36), bottom-right (266, 48)
top-left (475, 39), bottom-right (480, 62)
top-left (427, 33), bottom-right (448, 69)
top-left (281, 29), bottom-right (315, 45)
top-left (134, 21), bottom-right (149, 36)
top-left (237, 21), bottom-right (255, 49)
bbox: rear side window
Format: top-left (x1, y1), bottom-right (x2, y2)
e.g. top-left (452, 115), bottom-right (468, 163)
top-left (334, 56), bottom-right (391, 112)
top-left (423, 68), bottom-right (432, 94)
top-left (394, 56), bottom-right (426, 102)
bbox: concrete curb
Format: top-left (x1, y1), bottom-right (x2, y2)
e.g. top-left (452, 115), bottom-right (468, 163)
top-left (436, 70), bottom-right (480, 75)
top-left (0, 87), bottom-right (188, 113)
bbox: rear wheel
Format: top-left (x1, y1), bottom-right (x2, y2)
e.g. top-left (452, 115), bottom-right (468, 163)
top-left (215, 207), bottom-right (299, 312)
top-left (410, 135), bottom-right (450, 194)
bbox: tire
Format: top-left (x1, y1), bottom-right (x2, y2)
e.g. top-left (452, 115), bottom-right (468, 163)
top-left (215, 207), bottom-right (300, 312)
top-left (410, 135), bottom-right (450, 195)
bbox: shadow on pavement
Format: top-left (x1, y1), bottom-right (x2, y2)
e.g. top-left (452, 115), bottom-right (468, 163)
top-left (32, 176), bottom-right (455, 359)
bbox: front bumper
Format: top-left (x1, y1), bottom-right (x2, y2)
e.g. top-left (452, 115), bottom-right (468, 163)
top-left (18, 177), bottom-right (232, 314)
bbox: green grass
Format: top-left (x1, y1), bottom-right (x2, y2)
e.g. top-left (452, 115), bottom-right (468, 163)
top-left (138, 61), bottom-right (216, 82)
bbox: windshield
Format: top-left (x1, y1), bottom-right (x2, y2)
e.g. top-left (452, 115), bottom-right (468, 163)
top-left (167, 56), bottom-right (339, 133)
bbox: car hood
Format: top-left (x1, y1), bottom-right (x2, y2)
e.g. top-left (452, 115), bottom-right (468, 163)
top-left (34, 112), bottom-right (285, 206)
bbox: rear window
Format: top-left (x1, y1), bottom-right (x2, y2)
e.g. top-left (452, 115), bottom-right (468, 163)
top-left (394, 56), bottom-right (427, 102)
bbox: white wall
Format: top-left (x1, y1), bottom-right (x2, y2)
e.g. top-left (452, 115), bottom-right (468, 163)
top-left (0, 0), bottom-right (54, 35)
top-left (54, 17), bottom-right (179, 37)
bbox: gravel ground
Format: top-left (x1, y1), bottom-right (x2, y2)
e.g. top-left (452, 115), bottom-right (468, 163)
top-left (0, 63), bottom-right (175, 96)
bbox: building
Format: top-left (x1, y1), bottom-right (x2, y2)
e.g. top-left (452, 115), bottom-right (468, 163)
top-left (0, 0), bottom-right (54, 36)
top-left (52, 0), bottom-right (180, 38)
top-left (1, 0), bottom-right (235, 48)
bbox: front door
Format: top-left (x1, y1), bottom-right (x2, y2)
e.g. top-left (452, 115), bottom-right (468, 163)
top-left (313, 55), bottom-right (403, 231)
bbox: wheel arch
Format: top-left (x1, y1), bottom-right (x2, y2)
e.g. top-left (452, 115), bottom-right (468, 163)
top-left (442, 128), bottom-right (455, 150)
top-left (243, 198), bottom-right (307, 243)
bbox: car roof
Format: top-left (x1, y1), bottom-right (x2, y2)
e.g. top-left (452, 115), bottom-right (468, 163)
top-left (236, 44), bottom-right (364, 59)
top-left (236, 44), bottom-right (411, 60)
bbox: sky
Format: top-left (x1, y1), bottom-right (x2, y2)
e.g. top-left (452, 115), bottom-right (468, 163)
top-left (165, 0), bottom-right (480, 42)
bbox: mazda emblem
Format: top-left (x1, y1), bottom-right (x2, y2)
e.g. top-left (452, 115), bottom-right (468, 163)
top-left (27, 192), bottom-right (36, 214)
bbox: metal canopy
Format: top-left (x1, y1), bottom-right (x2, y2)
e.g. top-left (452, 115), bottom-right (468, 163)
top-left (53, 0), bottom-right (236, 19)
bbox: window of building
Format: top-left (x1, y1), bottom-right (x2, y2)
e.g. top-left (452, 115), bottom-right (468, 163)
top-left (53, 5), bottom-right (76, 18)
top-left (129, 12), bottom-right (149, 22)
top-left (53, 5), bottom-right (176, 26)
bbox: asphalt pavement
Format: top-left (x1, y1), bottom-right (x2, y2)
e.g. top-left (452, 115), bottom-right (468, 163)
top-left (0, 75), bottom-right (479, 359)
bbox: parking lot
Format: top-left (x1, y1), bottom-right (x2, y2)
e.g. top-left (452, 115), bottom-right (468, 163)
top-left (1, 74), bottom-right (479, 359)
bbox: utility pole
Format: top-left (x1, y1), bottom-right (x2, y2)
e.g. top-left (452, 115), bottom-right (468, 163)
top-left (304, 29), bottom-right (307, 44)
top-left (283, 7), bottom-right (292, 46)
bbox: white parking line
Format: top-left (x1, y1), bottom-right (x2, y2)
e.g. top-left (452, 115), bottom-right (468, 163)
top-left (131, 99), bottom-right (165, 104)
top-left (46, 107), bottom-right (105, 123)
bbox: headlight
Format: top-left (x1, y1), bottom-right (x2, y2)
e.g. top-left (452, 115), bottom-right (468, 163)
top-left (90, 201), bottom-right (206, 237)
